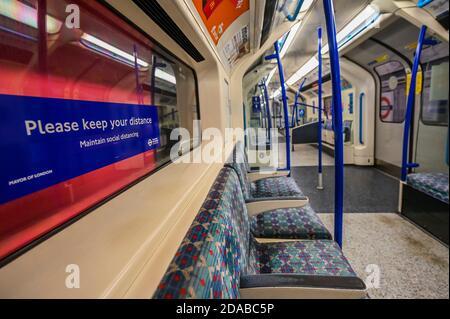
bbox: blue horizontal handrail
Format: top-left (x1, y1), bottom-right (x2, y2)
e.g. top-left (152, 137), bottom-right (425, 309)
top-left (297, 102), bottom-right (327, 112)
top-left (287, 0), bottom-right (305, 21)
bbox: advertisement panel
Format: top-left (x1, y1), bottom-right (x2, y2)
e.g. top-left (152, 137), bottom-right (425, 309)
top-left (192, 0), bottom-right (250, 69)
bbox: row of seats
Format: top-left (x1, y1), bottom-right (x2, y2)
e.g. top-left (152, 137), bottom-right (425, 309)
top-left (154, 142), bottom-right (366, 299)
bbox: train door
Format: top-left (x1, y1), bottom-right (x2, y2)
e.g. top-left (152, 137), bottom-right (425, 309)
top-left (400, 29), bottom-right (449, 175)
top-left (345, 19), bottom-right (421, 177)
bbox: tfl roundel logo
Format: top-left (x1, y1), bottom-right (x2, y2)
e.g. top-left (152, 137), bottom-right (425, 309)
top-left (148, 138), bottom-right (159, 148)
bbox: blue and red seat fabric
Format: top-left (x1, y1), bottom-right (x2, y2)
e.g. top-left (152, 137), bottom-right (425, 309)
top-left (153, 167), bottom-right (363, 299)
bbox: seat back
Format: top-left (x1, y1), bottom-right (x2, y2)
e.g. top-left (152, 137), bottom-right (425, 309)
top-left (225, 142), bottom-right (252, 200)
top-left (154, 167), bottom-right (253, 299)
top-left (236, 141), bottom-right (251, 172)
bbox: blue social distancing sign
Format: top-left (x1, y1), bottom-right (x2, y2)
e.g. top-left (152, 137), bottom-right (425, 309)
top-left (0, 94), bottom-right (160, 204)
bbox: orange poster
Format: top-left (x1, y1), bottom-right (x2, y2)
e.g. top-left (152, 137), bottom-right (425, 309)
top-left (192, 0), bottom-right (249, 45)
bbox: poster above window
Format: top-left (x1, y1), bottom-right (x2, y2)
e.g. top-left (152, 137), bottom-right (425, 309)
top-left (190, 0), bottom-right (251, 71)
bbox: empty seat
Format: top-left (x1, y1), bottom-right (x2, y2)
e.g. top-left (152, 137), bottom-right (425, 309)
top-left (249, 176), bottom-right (304, 199)
top-left (226, 142), bottom-right (304, 201)
top-left (407, 173), bottom-right (449, 204)
top-left (250, 205), bottom-right (332, 240)
top-left (154, 167), bottom-right (366, 299)
top-left (250, 239), bottom-right (354, 275)
top-left (228, 142), bottom-right (331, 240)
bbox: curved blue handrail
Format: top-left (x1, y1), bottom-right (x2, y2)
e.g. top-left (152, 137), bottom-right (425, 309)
top-left (287, 0), bottom-right (305, 21)
top-left (401, 25), bottom-right (427, 182)
top-left (417, 0), bottom-right (433, 8)
top-left (323, 0), bottom-right (344, 248)
top-left (359, 92), bottom-right (365, 145)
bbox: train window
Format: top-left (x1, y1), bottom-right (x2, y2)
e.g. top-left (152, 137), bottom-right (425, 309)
top-left (0, 0), bottom-right (200, 261)
top-left (375, 61), bottom-right (408, 123)
top-left (420, 40), bottom-right (449, 126)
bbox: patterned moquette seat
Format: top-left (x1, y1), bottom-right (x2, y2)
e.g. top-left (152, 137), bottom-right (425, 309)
top-left (407, 173), bottom-right (449, 204)
top-left (250, 205), bottom-right (332, 240)
top-left (226, 143), bottom-right (331, 240)
top-left (153, 168), bottom-right (252, 299)
top-left (225, 143), bottom-right (304, 201)
top-left (154, 167), bottom-right (364, 299)
top-left (251, 240), bottom-right (355, 276)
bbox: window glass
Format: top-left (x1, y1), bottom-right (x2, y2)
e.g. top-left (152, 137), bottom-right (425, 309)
top-left (0, 0), bottom-right (199, 261)
top-left (421, 40), bottom-right (449, 126)
top-left (375, 61), bottom-right (408, 123)
top-left (324, 96), bottom-right (333, 119)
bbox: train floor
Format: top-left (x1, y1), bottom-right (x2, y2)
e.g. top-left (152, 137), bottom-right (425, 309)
top-left (289, 144), bottom-right (449, 299)
top-left (291, 165), bottom-right (398, 213)
top-left (319, 213), bottom-right (449, 299)
top-left (284, 144), bottom-right (398, 213)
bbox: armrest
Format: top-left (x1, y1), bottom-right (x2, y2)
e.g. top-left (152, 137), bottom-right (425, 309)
top-left (246, 198), bottom-right (309, 217)
top-left (240, 274), bottom-right (367, 299)
top-left (247, 171), bottom-right (290, 183)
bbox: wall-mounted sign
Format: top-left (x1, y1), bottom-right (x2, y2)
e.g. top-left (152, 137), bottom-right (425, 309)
top-left (381, 93), bottom-right (394, 121)
top-left (299, 109), bottom-right (305, 118)
top-left (0, 94), bottom-right (160, 204)
top-left (406, 70), bottom-right (423, 95)
top-left (348, 93), bottom-right (354, 114)
top-left (368, 54), bottom-right (389, 66)
top-left (252, 96), bottom-right (261, 113)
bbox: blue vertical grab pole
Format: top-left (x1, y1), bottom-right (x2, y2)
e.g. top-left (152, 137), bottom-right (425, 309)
top-left (266, 42), bottom-right (292, 172)
top-left (293, 78), bottom-right (307, 127)
top-left (277, 42), bottom-right (292, 172)
top-left (401, 26), bottom-right (427, 183)
top-left (317, 26), bottom-right (324, 190)
top-left (260, 81), bottom-right (273, 145)
top-left (323, 0), bottom-right (344, 247)
top-left (399, 25), bottom-right (426, 212)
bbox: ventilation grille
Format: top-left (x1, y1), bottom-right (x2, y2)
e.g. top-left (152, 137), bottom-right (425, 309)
top-left (132, 0), bottom-right (205, 62)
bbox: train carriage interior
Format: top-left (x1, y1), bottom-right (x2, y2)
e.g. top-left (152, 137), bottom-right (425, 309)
top-left (0, 0), bottom-right (448, 301)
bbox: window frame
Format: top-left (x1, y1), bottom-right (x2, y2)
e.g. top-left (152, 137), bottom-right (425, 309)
top-left (98, 0), bottom-right (202, 133)
top-left (419, 56), bottom-right (449, 127)
top-left (0, 0), bottom-right (201, 266)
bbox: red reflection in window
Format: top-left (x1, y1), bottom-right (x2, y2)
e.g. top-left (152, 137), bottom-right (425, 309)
top-left (0, 0), bottom-right (163, 260)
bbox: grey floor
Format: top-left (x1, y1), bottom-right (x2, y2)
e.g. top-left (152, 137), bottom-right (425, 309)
top-left (292, 165), bottom-right (399, 213)
top-left (278, 143), bottom-right (335, 167)
top-left (274, 143), bottom-right (449, 298)
top-left (319, 213), bottom-right (449, 299)
top-left (287, 144), bottom-right (398, 213)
